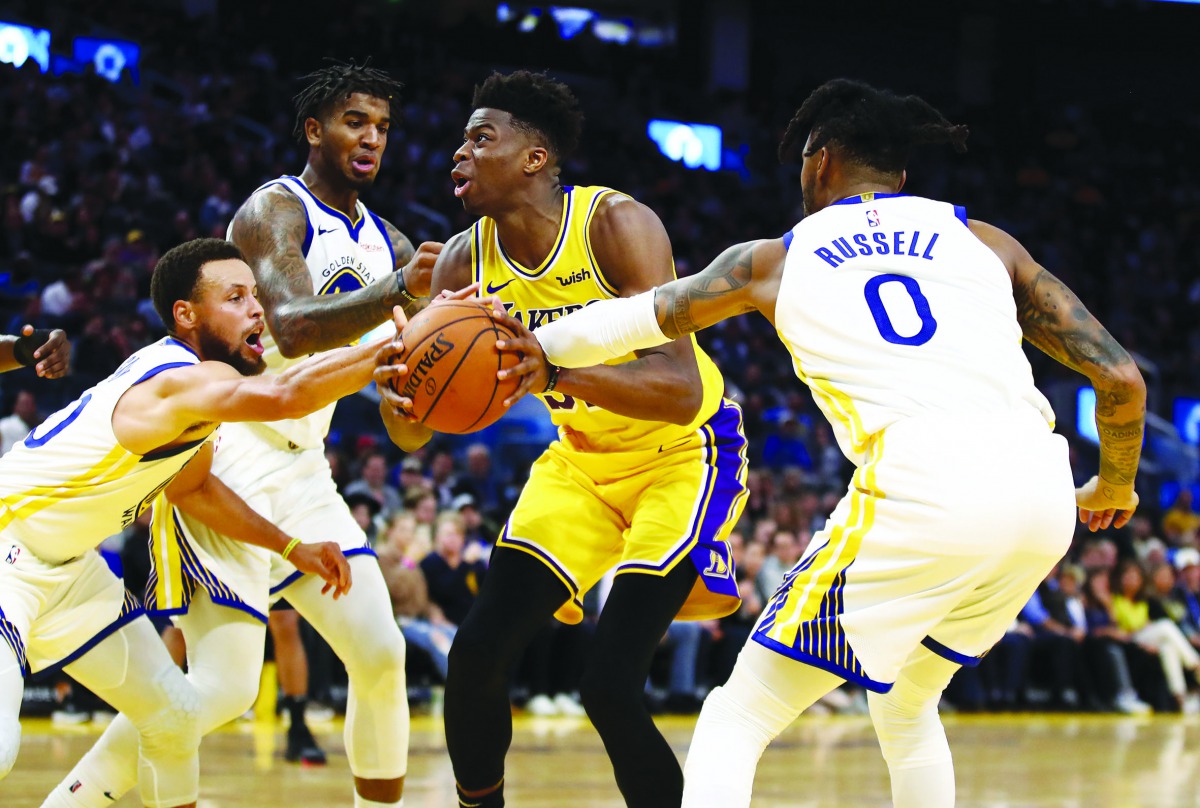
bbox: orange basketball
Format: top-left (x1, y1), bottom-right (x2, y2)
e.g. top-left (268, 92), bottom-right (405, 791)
top-left (392, 300), bottom-right (522, 434)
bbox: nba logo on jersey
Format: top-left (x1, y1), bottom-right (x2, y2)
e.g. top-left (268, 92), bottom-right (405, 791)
top-left (866, 209), bottom-right (881, 227)
top-left (4, 545), bottom-right (18, 564)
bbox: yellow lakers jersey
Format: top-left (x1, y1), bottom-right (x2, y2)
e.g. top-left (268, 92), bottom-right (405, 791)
top-left (471, 185), bottom-right (724, 452)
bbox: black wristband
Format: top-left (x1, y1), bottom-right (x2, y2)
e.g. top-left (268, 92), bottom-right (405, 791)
top-left (395, 269), bottom-right (420, 308)
top-left (542, 363), bottom-right (561, 394)
top-left (13, 329), bottom-right (52, 367)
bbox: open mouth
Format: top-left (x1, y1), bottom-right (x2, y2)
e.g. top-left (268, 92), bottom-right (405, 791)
top-left (245, 330), bottom-right (264, 355)
top-left (453, 174), bottom-right (472, 198)
top-left (351, 155), bottom-right (377, 173)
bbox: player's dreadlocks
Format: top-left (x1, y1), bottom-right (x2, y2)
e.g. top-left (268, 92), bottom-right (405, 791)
top-left (292, 59), bottom-right (404, 142)
top-left (471, 70), bottom-right (584, 161)
top-left (778, 78), bottom-right (968, 174)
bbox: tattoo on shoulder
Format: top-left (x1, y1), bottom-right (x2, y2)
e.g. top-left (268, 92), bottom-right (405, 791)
top-left (656, 244), bottom-right (755, 340)
top-left (231, 187), bottom-right (314, 306)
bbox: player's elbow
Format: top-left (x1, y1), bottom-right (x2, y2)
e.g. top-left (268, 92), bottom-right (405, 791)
top-left (1097, 360), bottom-right (1147, 406)
top-left (268, 310), bottom-right (317, 359)
top-left (658, 383), bottom-right (704, 426)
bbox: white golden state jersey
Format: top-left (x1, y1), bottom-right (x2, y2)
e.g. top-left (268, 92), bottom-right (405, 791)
top-left (775, 193), bottom-right (1054, 466)
top-left (234, 175), bottom-right (396, 449)
top-left (0, 337), bottom-right (210, 564)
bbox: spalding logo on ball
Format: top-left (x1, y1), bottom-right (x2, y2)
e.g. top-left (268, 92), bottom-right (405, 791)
top-left (392, 300), bottom-right (521, 434)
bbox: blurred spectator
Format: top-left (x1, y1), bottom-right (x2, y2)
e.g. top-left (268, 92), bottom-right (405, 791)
top-left (344, 450), bottom-right (403, 519)
top-left (429, 450), bottom-right (459, 510)
top-left (1162, 491), bottom-right (1200, 547)
top-left (420, 512), bottom-right (487, 626)
top-left (0, 389), bottom-right (39, 455)
top-left (1081, 567), bottom-right (1152, 714)
top-left (454, 443), bottom-right (508, 521)
top-left (377, 512), bottom-right (456, 680)
top-left (1175, 549), bottom-right (1200, 651)
top-left (344, 491), bottom-right (382, 545)
top-left (1112, 560), bottom-right (1200, 712)
top-left (756, 530), bottom-right (804, 603)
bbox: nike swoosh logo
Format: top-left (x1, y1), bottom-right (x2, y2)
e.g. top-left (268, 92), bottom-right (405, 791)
top-left (317, 226), bottom-right (338, 236)
top-left (658, 437), bottom-right (692, 453)
top-left (486, 279), bottom-right (516, 294)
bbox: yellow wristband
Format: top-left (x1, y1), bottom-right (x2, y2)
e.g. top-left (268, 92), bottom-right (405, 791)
top-left (280, 537), bottom-right (302, 561)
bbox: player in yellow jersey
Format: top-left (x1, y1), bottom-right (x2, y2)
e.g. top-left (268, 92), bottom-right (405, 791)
top-left (378, 71), bottom-right (748, 808)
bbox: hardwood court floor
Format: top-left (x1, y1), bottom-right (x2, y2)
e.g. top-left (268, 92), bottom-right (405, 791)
top-left (6, 711), bottom-right (1200, 807)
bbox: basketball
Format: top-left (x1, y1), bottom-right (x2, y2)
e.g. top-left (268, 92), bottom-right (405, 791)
top-left (393, 300), bottom-right (522, 434)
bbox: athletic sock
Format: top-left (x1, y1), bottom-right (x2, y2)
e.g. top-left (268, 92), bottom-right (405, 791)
top-left (457, 781), bottom-right (504, 807)
top-left (281, 695), bottom-right (307, 728)
top-left (353, 795), bottom-right (403, 808)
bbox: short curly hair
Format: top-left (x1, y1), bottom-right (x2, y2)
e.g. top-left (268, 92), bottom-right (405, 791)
top-left (779, 78), bottom-right (968, 174)
top-left (151, 238), bottom-right (244, 334)
top-left (471, 70), bottom-right (584, 161)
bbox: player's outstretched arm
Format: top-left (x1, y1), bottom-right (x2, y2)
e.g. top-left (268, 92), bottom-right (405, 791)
top-left (114, 337), bottom-right (387, 456)
top-left (970, 219), bottom-right (1145, 531)
top-left (229, 186), bottom-right (441, 358)
top-left (0, 325), bottom-right (70, 378)
top-left (507, 237), bottom-right (784, 378)
top-left (166, 443), bottom-right (352, 597)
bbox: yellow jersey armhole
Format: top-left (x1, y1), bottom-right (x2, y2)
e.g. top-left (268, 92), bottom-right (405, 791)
top-left (583, 188), bottom-right (623, 298)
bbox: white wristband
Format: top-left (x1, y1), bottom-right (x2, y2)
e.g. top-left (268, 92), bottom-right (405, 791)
top-left (536, 289), bottom-right (670, 368)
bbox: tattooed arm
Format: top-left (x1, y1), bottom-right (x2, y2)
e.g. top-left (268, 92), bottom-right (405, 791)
top-left (501, 235), bottom-right (785, 402)
top-left (652, 238), bottom-right (785, 338)
top-left (970, 219), bottom-right (1144, 530)
top-left (228, 186), bottom-right (440, 358)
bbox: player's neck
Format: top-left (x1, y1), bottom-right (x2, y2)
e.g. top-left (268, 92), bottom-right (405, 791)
top-left (829, 181), bottom-right (901, 206)
top-left (490, 185), bottom-right (565, 270)
top-left (298, 165), bottom-right (359, 220)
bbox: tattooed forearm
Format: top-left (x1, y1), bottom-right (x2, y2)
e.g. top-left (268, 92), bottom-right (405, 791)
top-left (230, 187), bottom-right (414, 357)
top-left (1014, 265), bottom-right (1145, 486)
top-left (655, 242), bottom-right (757, 340)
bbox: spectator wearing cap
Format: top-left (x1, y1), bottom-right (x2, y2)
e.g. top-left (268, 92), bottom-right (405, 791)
top-left (344, 450), bottom-right (403, 520)
top-left (1174, 548), bottom-right (1200, 651)
top-left (399, 455), bottom-right (431, 494)
top-left (452, 492), bottom-right (500, 548)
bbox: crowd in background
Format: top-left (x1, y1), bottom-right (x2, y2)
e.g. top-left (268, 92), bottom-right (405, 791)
top-left (2, 0), bottom-right (1199, 717)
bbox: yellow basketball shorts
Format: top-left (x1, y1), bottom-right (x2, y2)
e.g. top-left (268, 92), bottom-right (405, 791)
top-left (498, 399), bottom-right (748, 624)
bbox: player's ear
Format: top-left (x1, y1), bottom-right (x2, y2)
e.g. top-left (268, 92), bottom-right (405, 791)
top-left (304, 116), bottom-right (322, 148)
top-left (524, 146), bottom-right (550, 176)
top-left (897, 170), bottom-right (907, 192)
top-left (173, 300), bottom-right (197, 332)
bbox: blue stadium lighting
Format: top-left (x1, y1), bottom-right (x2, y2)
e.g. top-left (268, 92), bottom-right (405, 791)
top-left (496, 2), bottom-right (514, 22)
top-left (1146, 0), bottom-right (1200, 4)
top-left (592, 17), bottom-right (633, 44)
top-left (550, 7), bottom-right (596, 39)
top-left (0, 21), bottom-right (50, 73)
top-left (1173, 397), bottom-right (1200, 444)
top-left (647, 119), bottom-right (723, 171)
top-left (73, 37), bottom-right (140, 84)
top-left (1076, 386), bottom-right (1099, 444)
top-left (518, 9), bottom-right (542, 32)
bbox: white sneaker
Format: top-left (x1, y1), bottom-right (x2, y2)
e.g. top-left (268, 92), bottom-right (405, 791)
top-left (526, 694), bottom-right (559, 716)
top-left (306, 703), bottom-right (336, 723)
top-left (51, 708), bottom-right (90, 726)
top-left (553, 693), bottom-right (587, 717)
top-left (1115, 692), bottom-right (1152, 715)
top-left (1183, 694), bottom-right (1200, 715)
